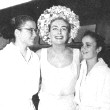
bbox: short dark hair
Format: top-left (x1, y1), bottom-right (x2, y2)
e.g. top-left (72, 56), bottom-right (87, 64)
top-left (82, 30), bottom-right (105, 58)
top-left (11, 15), bottom-right (34, 29)
top-left (10, 15), bottom-right (35, 42)
top-left (83, 30), bottom-right (105, 48)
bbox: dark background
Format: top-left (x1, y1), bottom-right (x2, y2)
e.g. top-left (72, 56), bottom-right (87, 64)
top-left (0, 0), bottom-right (110, 67)
top-left (0, 1), bottom-right (110, 109)
top-left (1, 0), bottom-right (110, 46)
top-left (0, 0), bottom-right (110, 26)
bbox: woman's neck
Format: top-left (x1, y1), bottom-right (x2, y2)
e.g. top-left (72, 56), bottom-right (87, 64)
top-left (86, 57), bottom-right (98, 73)
top-left (51, 44), bottom-right (67, 54)
top-left (14, 41), bottom-right (27, 57)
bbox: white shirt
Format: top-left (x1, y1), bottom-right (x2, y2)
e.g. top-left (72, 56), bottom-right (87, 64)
top-left (75, 58), bottom-right (110, 110)
top-left (0, 43), bottom-right (40, 110)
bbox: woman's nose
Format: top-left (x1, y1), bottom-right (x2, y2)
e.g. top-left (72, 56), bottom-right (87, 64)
top-left (58, 29), bottom-right (62, 34)
top-left (81, 45), bottom-right (86, 50)
top-left (32, 29), bottom-right (37, 37)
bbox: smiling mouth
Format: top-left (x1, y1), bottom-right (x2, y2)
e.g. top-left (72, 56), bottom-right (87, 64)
top-left (55, 36), bottom-right (63, 39)
top-left (82, 51), bottom-right (88, 55)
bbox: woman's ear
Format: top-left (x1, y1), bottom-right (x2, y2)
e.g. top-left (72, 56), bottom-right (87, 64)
top-left (68, 37), bottom-right (72, 43)
top-left (14, 29), bottom-right (21, 38)
top-left (48, 32), bottom-right (51, 39)
top-left (97, 46), bottom-right (102, 54)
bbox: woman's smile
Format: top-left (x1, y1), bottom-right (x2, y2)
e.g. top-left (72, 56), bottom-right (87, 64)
top-left (55, 36), bottom-right (63, 39)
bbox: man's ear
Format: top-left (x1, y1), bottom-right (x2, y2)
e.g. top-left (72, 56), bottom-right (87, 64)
top-left (97, 46), bottom-right (102, 54)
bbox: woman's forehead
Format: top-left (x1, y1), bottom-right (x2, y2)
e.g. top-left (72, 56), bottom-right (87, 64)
top-left (82, 35), bottom-right (96, 43)
top-left (51, 19), bottom-right (68, 27)
top-left (22, 21), bottom-right (36, 27)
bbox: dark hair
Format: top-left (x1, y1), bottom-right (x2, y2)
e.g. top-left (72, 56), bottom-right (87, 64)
top-left (0, 25), bottom-right (13, 40)
top-left (11, 15), bottom-right (34, 29)
top-left (82, 30), bottom-right (105, 58)
top-left (10, 15), bottom-right (35, 42)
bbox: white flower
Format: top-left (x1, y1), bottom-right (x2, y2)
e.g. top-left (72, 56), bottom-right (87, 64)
top-left (37, 5), bottom-right (80, 45)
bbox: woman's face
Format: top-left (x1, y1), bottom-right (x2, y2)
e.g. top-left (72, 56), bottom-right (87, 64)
top-left (49, 19), bottom-right (69, 45)
top-left (81, 35), bottom-right (100, 60)
top-left (17, 20), bottom-right (37, 47)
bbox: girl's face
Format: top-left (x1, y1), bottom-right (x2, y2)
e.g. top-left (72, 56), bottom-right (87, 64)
top-left (49, 19), bottom-right (69, 45)
top-left (18, 20), bottom-right (37, 47)
top-left (81, 35), bottom-right (100, 60)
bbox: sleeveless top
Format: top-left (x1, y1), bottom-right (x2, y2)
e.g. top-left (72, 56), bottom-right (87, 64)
top-left (38, 48), bottom-right (80, 110)
top-left (39, 48), bottom-right (80, 97)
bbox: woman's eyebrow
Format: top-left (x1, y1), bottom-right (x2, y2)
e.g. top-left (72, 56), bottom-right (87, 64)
top-left (51, 25), bottom-right (58, 28)
top-left (51, 25), bottom-right (67, 28)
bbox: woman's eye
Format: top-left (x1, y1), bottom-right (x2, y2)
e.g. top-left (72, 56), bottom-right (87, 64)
top-left (52, 28), bottom-right (58, 30)
top-left (81, 43), bottom-right (91, 48)
top-left (62, 28), bottom-right (67, 31)
top-left (86, 44), bottom-right (91, 47)
top-left (81, 43), bottom-right (84, 47)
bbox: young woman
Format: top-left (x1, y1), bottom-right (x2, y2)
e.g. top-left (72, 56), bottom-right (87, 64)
top-left (0, 15), bottom-right (40, 110)
top-left (36, 5), bottom-right (81, 110)
top-left (74, 30), bottom-right (110, 110)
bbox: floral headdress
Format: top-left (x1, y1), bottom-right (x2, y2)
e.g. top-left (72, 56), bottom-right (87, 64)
top-left (37, 5), bottom-right (80, 45)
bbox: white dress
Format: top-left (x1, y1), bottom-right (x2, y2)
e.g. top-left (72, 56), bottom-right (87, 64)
top-left (75, 58), bottom-right (110, 110)
top-left (38, 48), bottom-right (80, 110)
top-left (0, 43), bottom-right (40, 110)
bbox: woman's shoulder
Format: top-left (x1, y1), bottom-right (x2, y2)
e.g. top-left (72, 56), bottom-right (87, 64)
top-left (36, 48), bottom-right (47, 59)
top-left (71, 48), bottom-right (81, 61)
top-left (68, 47), bottom-right (80, 53)
top-left (96, 58), bottom-right (110, 75)
top-left (73, 48), bottom-right (80, 54)
top-left (36, 49), bottom-right (42, 59)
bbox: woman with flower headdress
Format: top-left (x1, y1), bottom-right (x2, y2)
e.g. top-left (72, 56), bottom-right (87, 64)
top-left (36, 5), bottom-right (81, 110)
